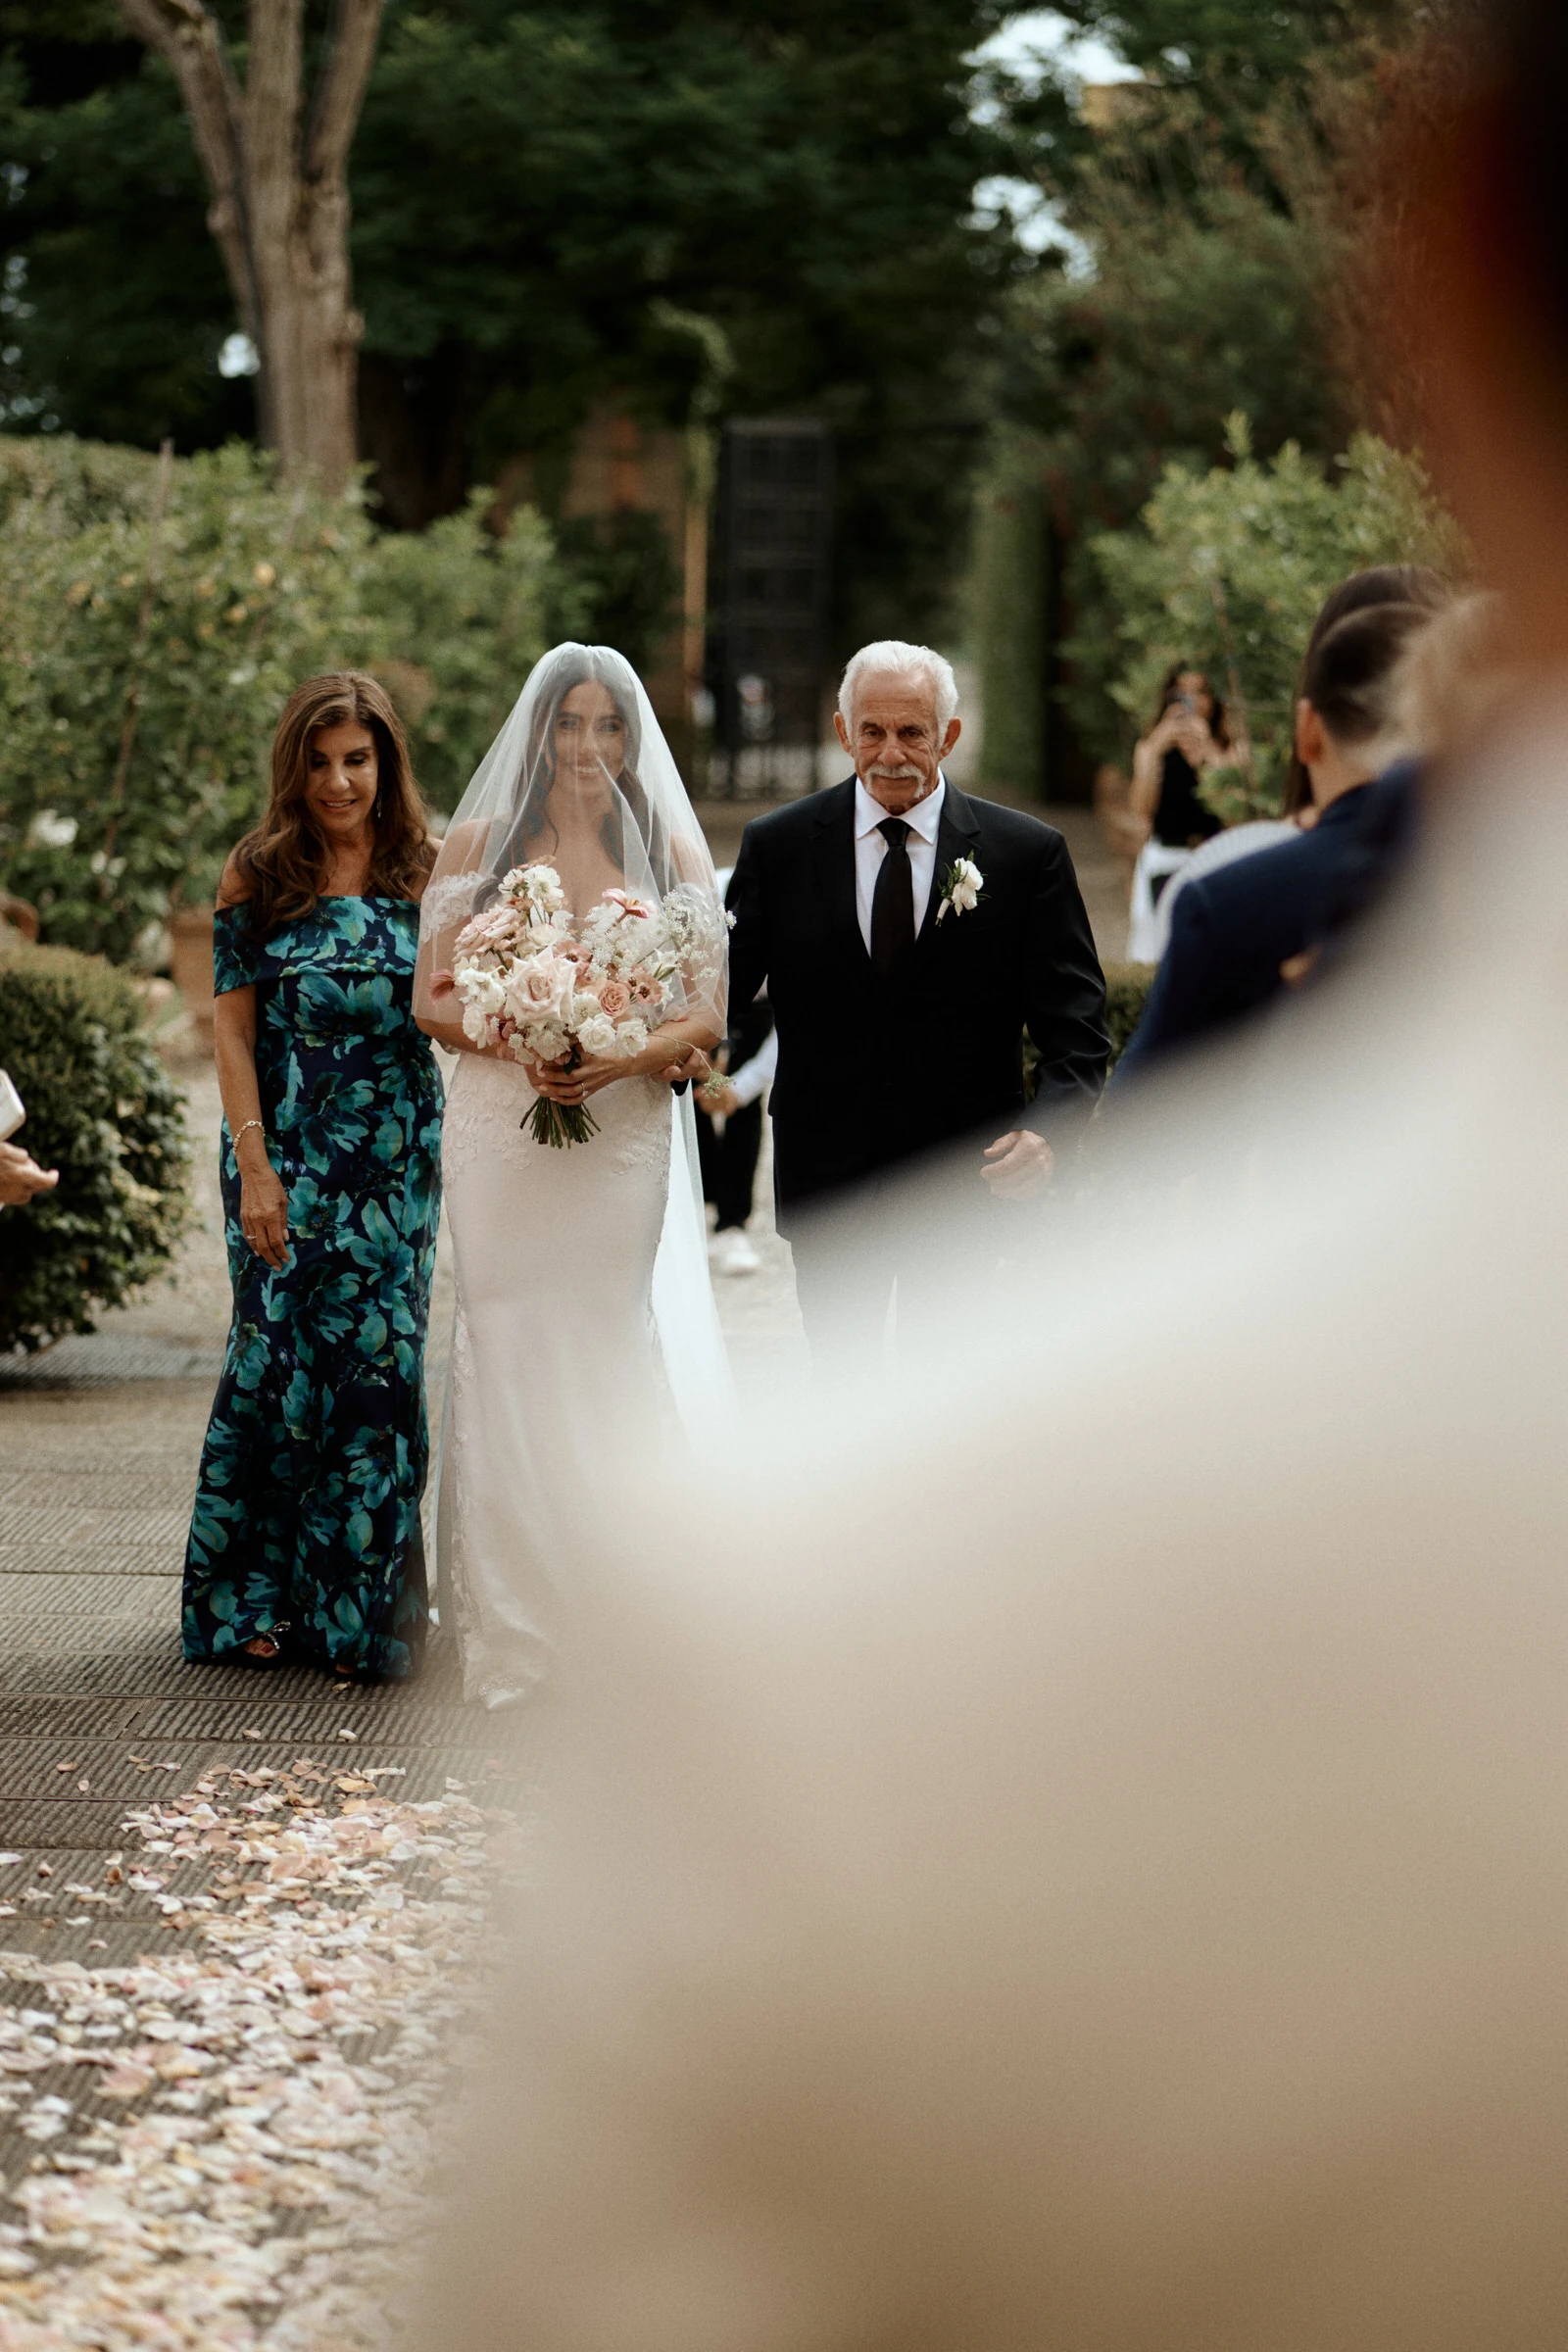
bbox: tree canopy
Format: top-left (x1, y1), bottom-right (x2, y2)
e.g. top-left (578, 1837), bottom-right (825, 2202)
top-left (971, 0), bottom-right (1421, 788)
top-left (1, 0), bottom-right (1054, 643)
top-left (1050, 1), bottom-right (1410, 86)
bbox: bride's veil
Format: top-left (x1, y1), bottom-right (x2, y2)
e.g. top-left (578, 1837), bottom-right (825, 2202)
top-left (416, 643), bottom-right (734, 1439)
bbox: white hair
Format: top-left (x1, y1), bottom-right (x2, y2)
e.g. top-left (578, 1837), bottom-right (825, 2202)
top-left (838, 640), bottom-right (959, 731)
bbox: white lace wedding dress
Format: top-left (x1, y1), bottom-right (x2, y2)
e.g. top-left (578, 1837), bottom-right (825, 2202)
top-left (418, 644), bottom-right (732, 1709)
top-left (437, 1054), bottom-right (679, 1707)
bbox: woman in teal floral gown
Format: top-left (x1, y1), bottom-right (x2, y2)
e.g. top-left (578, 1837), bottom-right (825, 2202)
top-left (183, 673), bottom-right (441, 1681)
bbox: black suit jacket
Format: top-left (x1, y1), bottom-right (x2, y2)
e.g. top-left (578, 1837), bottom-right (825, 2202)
top-left (1113, 766), bottom-right (1420, 1084)
top-left (726, 777), bottom-right (1109, 1215)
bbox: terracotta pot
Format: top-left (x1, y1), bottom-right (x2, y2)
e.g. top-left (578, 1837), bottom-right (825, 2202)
top-left (170, 906), bottom-right (217, 1054)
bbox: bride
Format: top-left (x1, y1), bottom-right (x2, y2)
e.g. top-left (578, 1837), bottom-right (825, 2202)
top-left (415, 645), bottom-right (730, 1707)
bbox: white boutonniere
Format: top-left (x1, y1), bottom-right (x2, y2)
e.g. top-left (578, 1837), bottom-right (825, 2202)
top-left (935, 857), bottom-right (984, 924)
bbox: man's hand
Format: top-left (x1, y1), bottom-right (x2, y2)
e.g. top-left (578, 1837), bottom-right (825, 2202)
top-left (0, 1139), bottom-right (58, 1207)
top-left (981, 1129), bottom-right (1054, 1200)
top-left (700, 1080), bottom-right (741, 1119)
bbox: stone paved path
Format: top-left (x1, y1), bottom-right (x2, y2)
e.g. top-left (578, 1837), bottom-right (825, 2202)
top-left (0, 1056), bottom-right (807, 2339)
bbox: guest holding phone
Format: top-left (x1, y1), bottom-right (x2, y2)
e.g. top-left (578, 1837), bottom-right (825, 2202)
top-left (1126, 667), bottom-right (1234, 958)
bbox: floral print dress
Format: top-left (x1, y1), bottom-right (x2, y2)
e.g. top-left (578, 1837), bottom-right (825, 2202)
top-left (182, 896), bottom-right (442, 1679)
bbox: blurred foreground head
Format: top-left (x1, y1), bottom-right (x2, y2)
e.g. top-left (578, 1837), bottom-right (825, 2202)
top-left (413, 9), bottom-right (1568, 2349)
top-left (1401, 0), bottom-right (1568, 656)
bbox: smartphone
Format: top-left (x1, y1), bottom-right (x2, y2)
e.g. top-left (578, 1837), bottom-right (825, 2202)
top-left (0, 1071), bottom-right (24, 1143)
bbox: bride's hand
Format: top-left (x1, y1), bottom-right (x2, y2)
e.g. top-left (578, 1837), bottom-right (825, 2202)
top-left (660, 1047), bottom-right (711, 1088)
top-left (527, 1051), bottom-right (638, 1103)
top-left (528, 1035), bottom-right (713, 1103)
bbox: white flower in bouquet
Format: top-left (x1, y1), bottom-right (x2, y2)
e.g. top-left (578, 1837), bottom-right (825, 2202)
top-left (459, 965), bottom-right (507, 1016)
top-left (460, 999), bottom-right (497, 1051)
top-left (574, 1012), bottom-right (619, 1058)
top-left (527, 1022), bottom-right (570, 1066)
top-left (455, 964), bottom-right (508, 1048)
top-left (500, 862), bottom-right (568, 918)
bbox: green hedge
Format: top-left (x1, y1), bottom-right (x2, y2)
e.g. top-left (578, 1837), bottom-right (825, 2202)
top-left (0, 434), bottom-right (559, 959)
top-left (0, 942), bottom-right (189, 1353)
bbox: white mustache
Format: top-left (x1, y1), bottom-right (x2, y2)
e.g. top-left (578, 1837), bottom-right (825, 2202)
top-left (867, 764), bottom-right (922, 781)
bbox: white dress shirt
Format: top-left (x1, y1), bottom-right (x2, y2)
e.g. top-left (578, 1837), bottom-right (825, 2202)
top-left (726, 1024), bottom-right (777, 1109)
top-left (854, 777), bottom-right (946, 956)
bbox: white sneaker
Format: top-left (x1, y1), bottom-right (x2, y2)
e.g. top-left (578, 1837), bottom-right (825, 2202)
top-left (715, 1231), bottom-right (761, 1276)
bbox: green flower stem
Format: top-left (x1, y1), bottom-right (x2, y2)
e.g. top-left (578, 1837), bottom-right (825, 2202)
top-left (523, 1097), bottom-right (601, 1148)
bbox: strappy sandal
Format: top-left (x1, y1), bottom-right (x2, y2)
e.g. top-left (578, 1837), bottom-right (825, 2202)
top-left (237, 1623), bottom-right (289, 1669)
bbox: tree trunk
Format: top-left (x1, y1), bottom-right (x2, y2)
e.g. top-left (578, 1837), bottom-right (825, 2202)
top-left (253, 167), bottom-right (364, 491)
top-left (118, 0), bottom-right (383, 492)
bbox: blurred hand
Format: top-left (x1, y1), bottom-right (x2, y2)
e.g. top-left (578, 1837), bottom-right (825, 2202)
top-left (981, 1129), bottom-right (1054, 1200)
top-left (701, 1080), bottom-right (741, 1119)
top-left (0, 1140), bottom-right (58, 1207)
top-left (239, 1162), bottom-right (290, 1271)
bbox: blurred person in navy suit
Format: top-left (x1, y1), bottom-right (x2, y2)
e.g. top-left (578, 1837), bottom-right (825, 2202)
top-left (1114, 598), bottom-right (1432, 1083)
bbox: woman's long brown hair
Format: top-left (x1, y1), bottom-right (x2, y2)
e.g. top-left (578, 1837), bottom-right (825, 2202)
top-left (225, 673), bottom-right (435, 938)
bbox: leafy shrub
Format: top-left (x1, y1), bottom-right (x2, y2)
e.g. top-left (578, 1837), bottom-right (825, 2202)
top-left (1079, 420), bottom-right (1470, 818)
top-left (0, 439), bottom-right (377, 960)
top-left (1103, 960), bottom-right (1155, 1066)
top-left (0, 434), bottom-right (559, 957)
top-left (0, 941), bottom-right (190, 1353)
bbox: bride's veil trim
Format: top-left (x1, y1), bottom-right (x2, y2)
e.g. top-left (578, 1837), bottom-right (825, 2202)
top-left (417, 642), bottom-right (735, 1441)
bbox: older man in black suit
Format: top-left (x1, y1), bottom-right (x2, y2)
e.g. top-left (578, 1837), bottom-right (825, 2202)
top-left (725, 640), bottom-right (1108, 1365)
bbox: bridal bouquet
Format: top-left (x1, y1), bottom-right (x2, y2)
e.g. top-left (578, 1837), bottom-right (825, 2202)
top-left (451, 861), bottom-right (696, 1146)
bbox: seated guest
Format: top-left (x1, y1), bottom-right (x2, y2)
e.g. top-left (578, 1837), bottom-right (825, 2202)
top-left (1114, 599), bottom-right (1432, 1082)
top-left (1125, 667), bottom-right (1232, 961)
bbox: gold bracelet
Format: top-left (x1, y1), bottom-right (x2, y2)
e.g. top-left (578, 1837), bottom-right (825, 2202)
top-left (234, 1119), bottom-right (266, 1146)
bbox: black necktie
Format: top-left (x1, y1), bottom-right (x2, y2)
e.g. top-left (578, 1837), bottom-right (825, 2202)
top-left (870, 816), bottom-right (915, 980)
